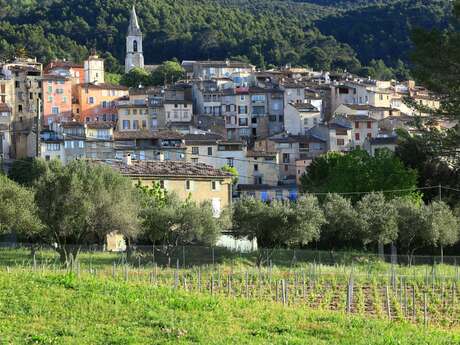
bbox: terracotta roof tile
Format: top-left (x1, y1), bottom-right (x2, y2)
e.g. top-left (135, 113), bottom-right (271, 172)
top-left (95, 160), bottom-right (232, 179)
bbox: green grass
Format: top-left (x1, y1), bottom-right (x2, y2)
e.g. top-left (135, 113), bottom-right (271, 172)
top-left (0, 272), bottom-right (459, 344)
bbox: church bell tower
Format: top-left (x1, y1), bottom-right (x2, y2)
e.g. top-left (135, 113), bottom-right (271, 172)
top-left (125, 5), bottom-right (144, 73)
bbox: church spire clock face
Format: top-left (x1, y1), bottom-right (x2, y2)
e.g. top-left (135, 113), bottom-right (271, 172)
top-left (125, 5), bottom-right (144, 73)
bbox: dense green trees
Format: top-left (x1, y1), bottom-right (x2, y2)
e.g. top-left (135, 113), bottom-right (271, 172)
top-left (150, 60), bottom-right (185, 86)
top-left (300, 149), bottom-right (418, 201)
top-left (0, 174), bottom-right (41, 235)
top-left (356, 192), bottom-right (398, 255)
top-left (409, 0), bottom-right (460, 169)
top-left (120, 67), bottom-right (151, 88)
top-left (0, 0), bottom-right (449, 75)
top-left (232, 196), bottom-right (325, 264)
top-left (138, 185), bottom-right (223, 266)
top-left (32, 160), bottom-right (140, 264)
top-left (321, 193), bottom-right (361, 248)
top-left (119, 61), bottom-right (185, 87)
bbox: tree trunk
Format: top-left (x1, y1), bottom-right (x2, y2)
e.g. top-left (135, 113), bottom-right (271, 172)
top-left (378, 242), bottom-right (384, 260)
top-left (391, 242), bottom-right (397, 265)
top-left (57, 244), bottom-right (81, 267)
top-left (441, 246), bottom-right (444, 265)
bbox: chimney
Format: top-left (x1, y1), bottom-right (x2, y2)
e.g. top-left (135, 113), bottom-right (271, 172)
top-left (123, 153), bottom-right (132, 166)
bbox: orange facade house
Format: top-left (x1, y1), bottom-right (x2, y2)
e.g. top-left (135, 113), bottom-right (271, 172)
top-left (75, 83), bottom-right (128, 123)
top-left (42, 75), bottom-right (73, 125)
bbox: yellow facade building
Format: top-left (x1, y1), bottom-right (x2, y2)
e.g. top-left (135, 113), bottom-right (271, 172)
top-left (99, 157), bottom-right (233, 215)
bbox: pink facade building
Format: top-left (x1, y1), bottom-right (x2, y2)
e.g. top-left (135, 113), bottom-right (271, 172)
top-left (42, 75), bottom-right (72, 125)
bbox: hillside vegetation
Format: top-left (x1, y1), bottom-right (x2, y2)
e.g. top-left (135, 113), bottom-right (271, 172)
top-left (0, 0), bottom-right (453, 75)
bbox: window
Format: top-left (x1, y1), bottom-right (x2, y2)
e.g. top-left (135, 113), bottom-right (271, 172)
top-left (355, 133), bottom-right (360, 141)
top-left (251, 95), bottom-right (266, 102)
top-left (337, 138), bottom-right (344, 146)
top-left (133, 40), bottom-right (138, 52)
top-left (272, 101), bottom-right (281, 111)
top-left (185, 180), bottom-right (192, 191)
top-left (354, 121), bottom-right (359, 129)
top-left (192, 147), bottom-right (199, 155)
top-left (15, 81), bottom-right (20, 88)
top-left (269, 115), bottom-right (277, 122)
top-left (122, 120), bottom-right (130, 130)
top-left (18, 105), bottom-right (23, 112)
top-left (226, 158), bottom-right (234, 167)
top-left (78, 141), bottom-right (84, 148)
top-left (367, 121), bottom-right (372, 129)
top-left (63, 96), bottom-right (67, 103)
top-left (133, 120), bottom-right (139, 129)
top-left (142, 120), bottom-right (147, 128)
top-left (102, 101), bottom-right (107, 108)
top-left (284, 165), bottom-right (288, 172)
top-left (207, 147), bottom-right (213, 156)
top-left (252, 106), bottom-right (265, 116)
top-left (52, 107), bottom-right (59, 115)
top-left (46, 143), bottom-right (60, 151)
top-left (88, 97), bottom-right (94, 104)
top-left (367, 133), bottom-right (372, 139)
top-left (239, 118), bottom-right (248, 126)
top-left (211, 181), bottom-right (219, 191)
top-left (303, 118), bottom-right (309, 126)
top-left (240, 95), bottom-right (245, 101)
top-left (48, 96), bottom-right (53, 103)
top-left (254, 164), bottom-right (259, 172)
top-left (159, 180), bottom-right (165, 188)
top-left (279, 115), bottom-right (284, 123)
top-left (283, 153), bottom-right (290, 163)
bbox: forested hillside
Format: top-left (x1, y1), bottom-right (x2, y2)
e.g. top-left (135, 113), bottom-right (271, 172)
top-left (0, 0), bottom-right (452, 76)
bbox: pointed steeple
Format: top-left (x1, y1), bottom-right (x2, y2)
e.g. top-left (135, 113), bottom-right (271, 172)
top-left (128, 5), bottom-right (142, 36)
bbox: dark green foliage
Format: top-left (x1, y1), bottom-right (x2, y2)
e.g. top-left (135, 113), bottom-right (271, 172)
top-left (316, 0), bottom-right (452, 68)
top-left (0, 0), bottom-right (448, 74)
top-left (300, 149), bottom-right (418, 202)
top-left (0, 174), bottom-right (42, 235)
top-left (409, 0), bottom-right (460, 169)
top-left (232, 196), bottom-right (325, 249)
top-left (395, 129), bottom-right (460, 204)
top-left (150, 60), bottom-right (185, 86)
top-left (120, 67), bottom-right (151, 88)
top-left (33, 160), bottom-right (140, 264)
top-left (8, 158), bottom-right (48, 187)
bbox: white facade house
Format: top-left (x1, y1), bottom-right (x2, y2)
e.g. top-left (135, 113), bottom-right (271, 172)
top-left (284, 102), bottom-right (321, 135)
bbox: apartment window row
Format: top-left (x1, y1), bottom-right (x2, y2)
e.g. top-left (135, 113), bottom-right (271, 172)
top-left (122, 119), bottom-right (148, 130)
top-left (64, 141), bottom-right (85, 149)
top-left (46, 143), bottom-right (60, 151)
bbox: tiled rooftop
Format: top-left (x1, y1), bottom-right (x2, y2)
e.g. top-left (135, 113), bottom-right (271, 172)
top-left (96, 160), bottom-right (232, 179)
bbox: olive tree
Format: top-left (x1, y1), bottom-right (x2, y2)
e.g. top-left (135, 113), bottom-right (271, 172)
top-left (232, 195), bottom-right (325, 265)
top-left (34, 160), bottom-right (140, 264)
top-left (356, 192), bottom-right (398, 256)
top-left (392, 197), bottom-right (430, 265)
top-left (0, 174), bottom-right (41, 235)
top-left (427, 201), bottom-right (459, 263)
top-left (321, 193), bottom-right (362, 248)
top-left (139, 190), bottom-right (222, 266)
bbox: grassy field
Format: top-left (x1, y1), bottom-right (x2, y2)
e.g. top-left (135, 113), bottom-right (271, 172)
top-left (0, 272), bottom-right (459, 345)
